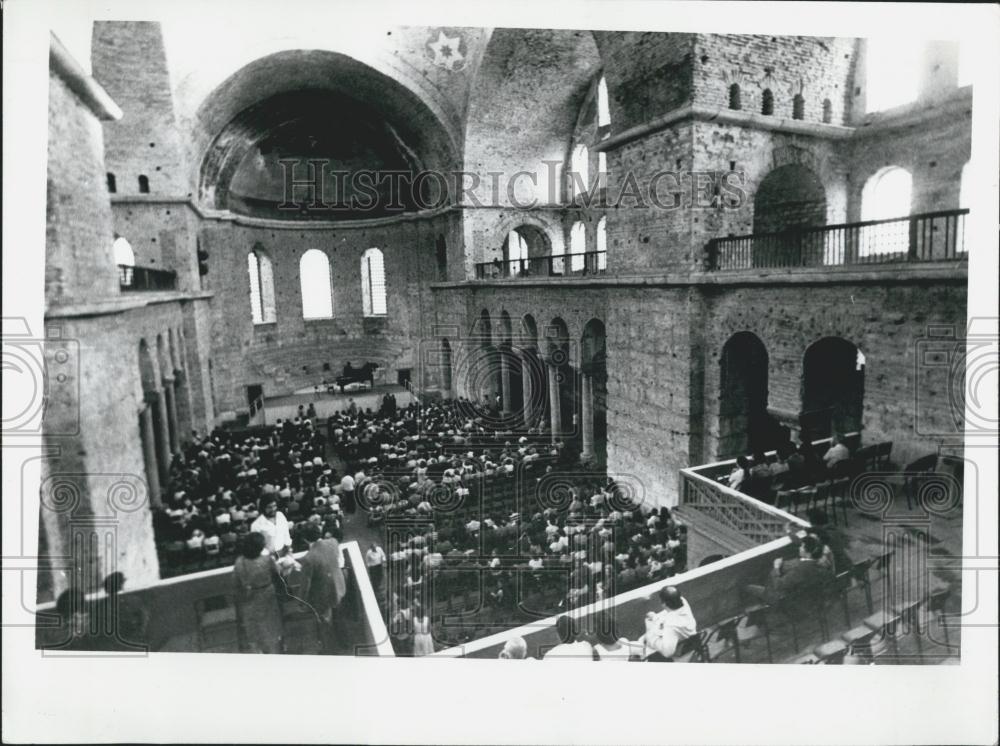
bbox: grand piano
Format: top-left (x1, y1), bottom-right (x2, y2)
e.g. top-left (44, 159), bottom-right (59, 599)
top-left (332, 361), bottom-right (380, 393)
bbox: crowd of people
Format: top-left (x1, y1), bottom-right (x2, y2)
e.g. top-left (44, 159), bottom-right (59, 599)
top-left (143, 391), bottom-right (690, 655)
top-left (724, 433), bottom-right (857, 502)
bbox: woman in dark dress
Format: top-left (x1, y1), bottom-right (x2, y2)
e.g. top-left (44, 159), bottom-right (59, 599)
top-left (233, 532), bottom-right (284, 653)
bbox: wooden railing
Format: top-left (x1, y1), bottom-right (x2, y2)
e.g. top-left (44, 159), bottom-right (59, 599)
top-left (678, 468), bottom-right (808, 546)
top-left (118, 264), bottom-right (178, 291)
top-left (474, 250), bottom-right (607, 280)
top-left (706, 209), bottom-right (968, 271)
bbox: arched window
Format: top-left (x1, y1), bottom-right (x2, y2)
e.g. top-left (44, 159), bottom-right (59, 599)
top-left (113, 236), bottom-right (135, 267)
top-left (792, 93), bottom-right (805, 120)
top-left (597, 75), bottom-right (611, 127)
top-left (138, 175), bottom-right (150, 194)
top-left (571, 144), bottom-right (590, 199)
top-left (822, 98), bottom-right (833, 123)
top-left (361, 248), bottom-right (387, 317)
top-left (596, 217), bottom-right (607, 271)
top-left (860, 166), bottom-right (913, 257)
top-left (300, 249), bottom-right (333, 319)
top-left (761, 89), bottom-right (774, 115)
top-left (507, 230), bottom-right (529, 264)
top-left (569, 221), bottom-right (586, 272)
top-left (248, 250), bottom-right (276, 324)
top-left (865, 38), bottom-right (919, 112)
top-left (107, 173), bottom-right (117, 193)
top-left (728, 83), bottom-right (742, 110)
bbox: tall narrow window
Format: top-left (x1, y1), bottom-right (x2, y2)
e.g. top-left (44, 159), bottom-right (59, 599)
top-left (248, 251), bottom-right (276, 324)
top-left (598, 151), bottom-right (607, 189)
top-left (865, 38), bottom-right (920, 112)
top-left (361, 248), bottom-right (387, 317)
top-left (113, 236), bottom-right (135, 267)
top-left (300, 249), bottom-right (333, 319)
top-left (860, 166), bottom-right (913, 257)
top-left (571, 144), bottom-right (590, 198)
top-left (597, 75), bottom-right (611, 127)
top-left (107, 173), bottom-right (117, 193)
top-left (822, 98), bottom-right (833, 123)
top-left (596, 217), bottom-right (607, 271)
top-left (138, 175), bottom-right (150, 193)
top-left (507, 230), bottom-right (529, 264)
top-left (792, 93), bottom-right (805, 120)
top-left (569, 221), bottom-right (586, 272)
top-left (761, 89), bottom-right (774, 115)
top-left (728, 83), bottom-right (742, 110)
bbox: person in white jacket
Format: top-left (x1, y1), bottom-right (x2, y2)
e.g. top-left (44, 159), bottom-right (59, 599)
top-left (635, 586), bottom-right (698, 661)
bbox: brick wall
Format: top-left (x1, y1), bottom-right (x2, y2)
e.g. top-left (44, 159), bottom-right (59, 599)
top-left (92, 22), bottom-right (191, 198)
top-left (694, 35), bottom-right (857, 124)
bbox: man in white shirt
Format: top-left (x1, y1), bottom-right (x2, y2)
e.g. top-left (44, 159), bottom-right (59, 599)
top-left (543, 615), bottom-right (595, 660)
top-left (340, 473), bottom-right (356, 514)
top-left (823, 434), bottom-right (851, 471)
top-left (250, 497), bottom-right (293, 557)
top-left (634, 586), bottom-right (698, 661)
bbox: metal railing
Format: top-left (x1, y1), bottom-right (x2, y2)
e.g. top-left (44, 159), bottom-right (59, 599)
top-left (474, 250), bottom-right (607, 280)
top-left (678, 467), bottom-right (808, 546)
top-left (118, 264), bottom-right (178, 291)
top-left (706, 209), bottom-right (968, 271)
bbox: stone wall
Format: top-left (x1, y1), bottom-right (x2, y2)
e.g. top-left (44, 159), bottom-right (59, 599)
top-left (45, 72), bottom-right (119, 306)
top-left (202, 215), bottom-right (450, 413)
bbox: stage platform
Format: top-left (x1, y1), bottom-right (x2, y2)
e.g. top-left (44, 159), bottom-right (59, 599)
top-left (261, 383), bottom-right (413, 424)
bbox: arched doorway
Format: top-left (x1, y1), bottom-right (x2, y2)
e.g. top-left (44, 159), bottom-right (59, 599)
top-left (718, 332), bottom-right (770, 458)
top-left (752, 164), bottom-right (827, 267)
top-left (581, 319), bottom-right (607, 463)
top-left (801, 337), bottom-right (866, 441)
top-left (504, 225), bottom-right (551, 277)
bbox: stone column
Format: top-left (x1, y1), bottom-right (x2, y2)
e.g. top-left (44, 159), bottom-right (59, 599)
top-left (150, 390), bottom-right (171, 482)
top-left (548, 363), bottom-right (562, 443)
top-left (500, 348), bottom-right (513, 413)
top-left (138, 405), bottom-right (162, 508)
top-left (581, 373), bottom-right (594, 461)
top-left (163, 377), bottom-right (180, 454)
top-left (173, 369), bottom-right (194, 447)
top-left (520, 350), bottom-right (534, 428)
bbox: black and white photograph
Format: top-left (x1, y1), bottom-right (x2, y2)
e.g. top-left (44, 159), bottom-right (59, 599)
top-left (2, 1), bottom-right (998, 743)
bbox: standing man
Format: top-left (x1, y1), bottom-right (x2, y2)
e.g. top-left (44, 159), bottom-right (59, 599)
top-left (250, 497), bottom-right (293, 559)
top-left (298, 524), bottom-right (347, 654)
top-left (365, 542), bottom-right (386, 591)
top-left (340, 469), bottom-right (356, 515)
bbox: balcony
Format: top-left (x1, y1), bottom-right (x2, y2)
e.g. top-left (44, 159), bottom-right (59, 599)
top-left (474, 250), bottom-right (607, 280)
top-left (118, 264), bottom-right (178, 291)
top-left (706, 209), bottom-right (968, 271)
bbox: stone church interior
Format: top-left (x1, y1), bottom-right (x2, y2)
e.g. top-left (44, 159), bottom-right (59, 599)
top-left (38, 22), bottom-right (974, 665)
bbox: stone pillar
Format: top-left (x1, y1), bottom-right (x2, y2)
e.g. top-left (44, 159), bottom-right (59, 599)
top-left (500, 349), bottom-right (513, 413)
top-left (520, 350), bottom-right (534, 428)
top-left (163, 378), bottom-right (180, 454)
top-left (139, 405), bottom-right (162, 508)
top-left (548, 363), bottom-right (562, 443)
top-left (173, 369), bottom-right (194, 447)
top-left (581, 373), bottom-right (594, 460)
top-left (150, 391), bottom-right (171, 482)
